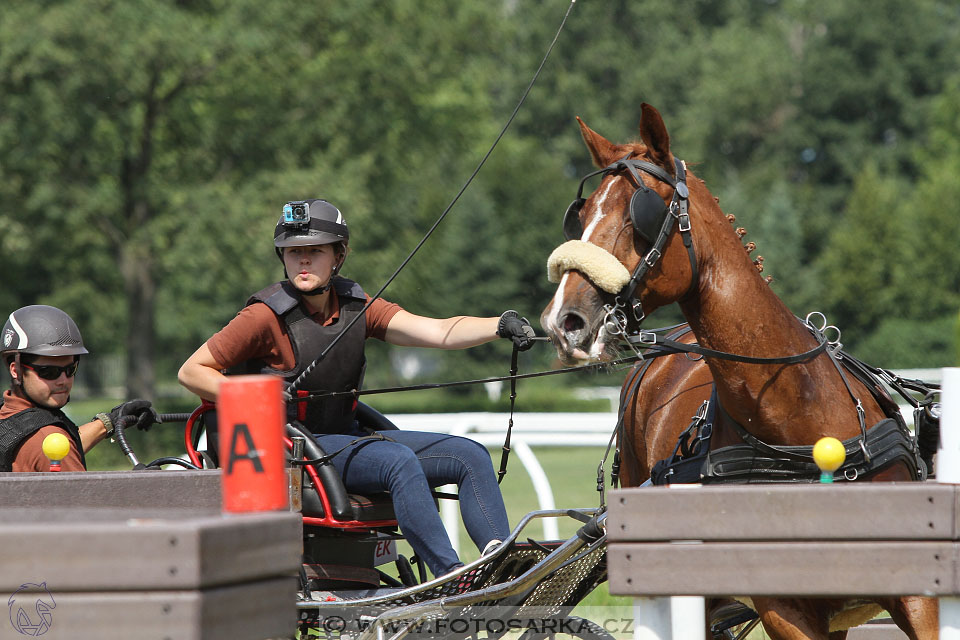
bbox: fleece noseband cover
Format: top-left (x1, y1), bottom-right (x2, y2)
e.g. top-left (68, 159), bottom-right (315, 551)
top-left (547, 240), bottom-right (631, 294)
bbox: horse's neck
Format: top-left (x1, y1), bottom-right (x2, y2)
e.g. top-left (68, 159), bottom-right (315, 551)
top-left (678, 198), bottom-right (863, 444)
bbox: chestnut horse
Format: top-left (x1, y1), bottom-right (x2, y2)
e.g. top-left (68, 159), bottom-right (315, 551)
top-left (540, 104), bottom-right (937, 640)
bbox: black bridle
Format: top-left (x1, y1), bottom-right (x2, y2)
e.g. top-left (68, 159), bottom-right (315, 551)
top-left (562, 156), bottom-right (838, 367)
top-left (563, 155), bottom-right (697, 339)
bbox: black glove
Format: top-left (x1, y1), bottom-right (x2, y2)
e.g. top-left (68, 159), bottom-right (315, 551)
top-left (108, 399), bottom-right (158, 432)
top-left (497, 310), bottom-right (537, 351)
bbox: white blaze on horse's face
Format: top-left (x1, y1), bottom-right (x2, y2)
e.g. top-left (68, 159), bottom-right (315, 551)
top-left (543, 179), bottom-right (622, 362)
top-left (580, 179), bottom-right (619, 242)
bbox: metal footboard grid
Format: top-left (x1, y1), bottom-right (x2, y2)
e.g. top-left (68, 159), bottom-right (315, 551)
top-left (298, 509), bottom-right (607, 638)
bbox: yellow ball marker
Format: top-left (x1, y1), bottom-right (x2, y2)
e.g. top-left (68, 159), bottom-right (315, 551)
top-left (812, 436), bottom-right (845, 483)
top-left (42, 432), bottom-right (71, 472)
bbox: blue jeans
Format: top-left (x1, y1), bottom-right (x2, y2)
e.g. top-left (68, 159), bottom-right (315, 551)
top-left (317, 428), bottom-right (510, 577)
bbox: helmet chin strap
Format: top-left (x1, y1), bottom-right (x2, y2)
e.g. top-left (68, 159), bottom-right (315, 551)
top-left (291, 260), bottom-right (344, 297)
top-left (301, 281), bottom-right (334, 296)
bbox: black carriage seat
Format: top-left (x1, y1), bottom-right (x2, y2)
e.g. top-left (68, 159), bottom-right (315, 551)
top-left (287, 408), bottom-right (398, 524)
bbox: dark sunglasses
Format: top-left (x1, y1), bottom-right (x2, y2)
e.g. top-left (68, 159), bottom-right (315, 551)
top-left (23, 361), bottom-right (79, 380)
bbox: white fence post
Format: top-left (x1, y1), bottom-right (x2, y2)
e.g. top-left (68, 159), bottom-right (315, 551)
top-left (634, 597), bottom-right (672, 640)
top-left (939, 368), bottom-right (960, 638)
top-left (633, 596), bottom-right (704, 640)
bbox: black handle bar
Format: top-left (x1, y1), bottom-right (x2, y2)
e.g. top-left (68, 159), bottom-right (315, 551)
top-left (113, 412), bottom-right (201, 471)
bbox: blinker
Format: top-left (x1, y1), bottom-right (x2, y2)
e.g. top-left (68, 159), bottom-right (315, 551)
top-left (563, 199), bottom-right (585, 241)
top-left (560, 157), bottom-right (678, 245)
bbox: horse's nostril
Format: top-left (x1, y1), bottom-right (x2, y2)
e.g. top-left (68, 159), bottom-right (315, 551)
top-left (562, 314), bottom-right (584, 333)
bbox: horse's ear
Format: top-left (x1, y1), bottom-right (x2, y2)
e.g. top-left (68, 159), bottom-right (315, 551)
top-left (577, 117), bottom-right (619, 168)
top-left (638, 103), bottom-right (673, 171)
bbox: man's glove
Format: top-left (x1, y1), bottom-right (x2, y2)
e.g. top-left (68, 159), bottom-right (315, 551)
top-left (104, 399), bottom-right (158, 433)
top-left (497, 310), bottom-right (537, 351)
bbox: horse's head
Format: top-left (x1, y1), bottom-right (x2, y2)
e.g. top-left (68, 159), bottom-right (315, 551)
top-left (541, 104), bottom-right (699, 364)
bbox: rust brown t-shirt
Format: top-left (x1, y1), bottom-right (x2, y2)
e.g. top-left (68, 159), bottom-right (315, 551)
top-left (207, 292), bottom-right (402, 371)
top-left (0, 390), bottom-right (86, 472)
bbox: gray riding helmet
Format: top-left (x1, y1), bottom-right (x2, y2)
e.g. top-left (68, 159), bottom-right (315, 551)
top-left (274, 199), bottom-right (349, 249)
top-left (1, 305), bottom-right (89, 357)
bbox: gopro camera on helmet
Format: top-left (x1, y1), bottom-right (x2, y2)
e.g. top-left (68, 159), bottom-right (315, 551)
top-left (283, 201), bottom-right (310, 226)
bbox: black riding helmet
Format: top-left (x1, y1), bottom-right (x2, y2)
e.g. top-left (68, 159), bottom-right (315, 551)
top-left (1, 305), bottom-right (88, 358)
top-left (274, 199), bottom-right (350, 292)
top-left (274, 199), bottom-right (349, 250)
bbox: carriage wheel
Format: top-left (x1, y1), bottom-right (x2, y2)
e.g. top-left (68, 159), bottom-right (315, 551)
top-left (517, 616), bottom-right (616, 640)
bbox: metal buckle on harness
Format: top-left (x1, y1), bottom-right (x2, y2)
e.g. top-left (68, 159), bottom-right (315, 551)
top-left (631, 300), bottom-right (646, 324)
top-left (677, 211), bottom-right (691, 232)
top-left (644, 248), bottom-right (661, 267)
top-left (637, 331), bottom-right (657, 345)
top-left (699, 422), bottom-right (713, 439)
top-left (693, 399), bottom-right (710, 422)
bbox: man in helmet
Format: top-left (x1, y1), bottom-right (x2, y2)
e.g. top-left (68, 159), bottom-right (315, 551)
top-left (1, 305), bottom-right (158, 472)
top-left (179, 198), bottom-right (536, 578)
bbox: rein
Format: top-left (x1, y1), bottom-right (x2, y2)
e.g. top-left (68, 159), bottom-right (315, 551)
top-left (624, 327), bottom-right (829, 364)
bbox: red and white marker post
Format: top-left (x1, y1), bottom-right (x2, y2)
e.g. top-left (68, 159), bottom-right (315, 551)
top-left (217, 375), bottom-right (288, 513)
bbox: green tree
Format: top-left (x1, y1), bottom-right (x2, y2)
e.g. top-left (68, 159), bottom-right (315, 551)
top-left (813, 162), bottom-right (908, 332)
top-left (0, 1), bottom-right (268, 397)
top-left (898, 73), bottom-right (960, 321)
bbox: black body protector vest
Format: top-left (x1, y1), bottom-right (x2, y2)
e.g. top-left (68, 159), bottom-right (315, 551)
top-left (239, 278), bottom-right (367, 435)
top-left (0, 400), bottom-right (86, 472)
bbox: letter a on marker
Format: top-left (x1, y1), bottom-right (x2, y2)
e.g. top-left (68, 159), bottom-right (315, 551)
top-left (226, 422), bottom-right (265, 474)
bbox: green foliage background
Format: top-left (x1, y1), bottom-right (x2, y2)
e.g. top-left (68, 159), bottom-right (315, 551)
top-left (1, 0), bottom-right (959, 405)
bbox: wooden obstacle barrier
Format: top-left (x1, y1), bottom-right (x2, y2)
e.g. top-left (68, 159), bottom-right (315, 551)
top-left (607, 483), bottom-right (955, 639)
top-left (0, 470), bottom-right (301, 640)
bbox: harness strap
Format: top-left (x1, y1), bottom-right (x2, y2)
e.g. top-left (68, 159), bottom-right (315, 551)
top-left (839, 350), bottom-right (940, 409)
top-left (673, 161), bottom-right (699, 305)
top-left (598, 362), bottom-right (645, 505)
top-left (713, 341), bottom-right (868, 465)
top-left (497, 344), bottom-right (521, 484)
top-left (703, 417), bottom-right (921, 483)
top-left (627, 330), bottom-right (828, 365)
top-left (650, 387), bottom-right (717, 485)
top-left (713, 341), bottom-right (911, 469)
top-left (617, 158), bottom-right (690, 322)
top-left (823, 343), bottom-right (870, 454)
top-left (598, 324), bottom-right (695, 501)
